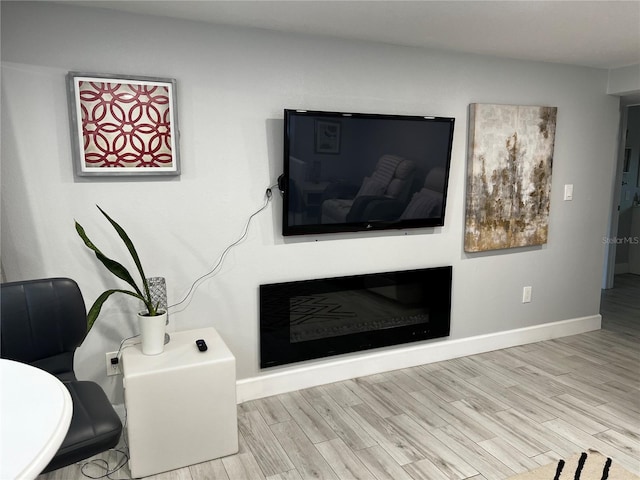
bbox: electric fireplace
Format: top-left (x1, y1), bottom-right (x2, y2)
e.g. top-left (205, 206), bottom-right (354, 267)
top-left (260, 266), bottom-right (452, 368)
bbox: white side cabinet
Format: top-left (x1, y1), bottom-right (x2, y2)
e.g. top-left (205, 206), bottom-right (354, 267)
top-left (122, 327), bottom-right (238, 478)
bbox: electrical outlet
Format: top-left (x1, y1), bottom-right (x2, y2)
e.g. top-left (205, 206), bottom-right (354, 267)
top-left (522, 286), bottom-right (532, 303)
top-left (105, 351), bottom-right (121, 376)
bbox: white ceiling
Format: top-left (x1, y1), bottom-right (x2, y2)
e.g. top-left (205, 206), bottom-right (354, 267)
top-left (66, 0), bottom-right (640, 70)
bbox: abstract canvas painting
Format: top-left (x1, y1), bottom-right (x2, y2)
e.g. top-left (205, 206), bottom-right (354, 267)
top-left (465, 104), bottom-right (557, 252)
top-left (67, 72), bottom-right (180, 176)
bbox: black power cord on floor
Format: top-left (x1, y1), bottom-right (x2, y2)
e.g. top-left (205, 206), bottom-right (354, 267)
top-left (79, 400), bottom-right (132, 479)
top-left (78, 448), bottom-right (129, 479)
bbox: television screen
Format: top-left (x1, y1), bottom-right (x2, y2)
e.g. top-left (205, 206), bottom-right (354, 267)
top-left (282, 109), bottom-right (455, 236)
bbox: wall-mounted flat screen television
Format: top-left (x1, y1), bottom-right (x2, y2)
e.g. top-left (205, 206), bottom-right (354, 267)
top-left (282, 109), bottom-right (455, 236)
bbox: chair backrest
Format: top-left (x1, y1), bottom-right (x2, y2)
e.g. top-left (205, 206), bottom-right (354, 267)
top-left (370, 154), bottom-right (407, 186)
top-left (1, 278), bottom-right (87, 375)
top-left (361, 155), bottom-right (416, 201)
top-left (423, 166), bottom-right (446, 193)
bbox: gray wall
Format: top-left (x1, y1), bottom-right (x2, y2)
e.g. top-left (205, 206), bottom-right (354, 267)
top-left (1, 2), bottom-right (619, 402)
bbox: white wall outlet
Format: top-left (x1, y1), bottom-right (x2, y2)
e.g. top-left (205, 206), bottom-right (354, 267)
top-left (105, 351), bottom-right (121, 376)
top-left (564, 184), bottom-right (574, 201)
top-left (522, 286), bottom-right (532, 303)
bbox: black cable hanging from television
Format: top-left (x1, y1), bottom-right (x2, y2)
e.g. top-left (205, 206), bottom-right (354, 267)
top-left (168, 184), bottom-right (277, 313)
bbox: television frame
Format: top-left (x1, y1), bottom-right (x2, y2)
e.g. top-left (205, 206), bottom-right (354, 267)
top-left (282, 109), bottom-right (455, 236)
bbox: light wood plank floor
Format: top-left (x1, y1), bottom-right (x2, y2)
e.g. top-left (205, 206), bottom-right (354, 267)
top-left (40, 274), bottom-right (640, 480)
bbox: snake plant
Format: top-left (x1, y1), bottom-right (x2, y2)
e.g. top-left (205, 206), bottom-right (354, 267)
top-left (75, 206), bottom-right (161, 332)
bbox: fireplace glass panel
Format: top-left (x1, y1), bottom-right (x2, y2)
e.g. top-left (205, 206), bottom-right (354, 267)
top-left (260, 266), bottom-right (451, 368)
top-left (290, 285), bottom-right (430, 343)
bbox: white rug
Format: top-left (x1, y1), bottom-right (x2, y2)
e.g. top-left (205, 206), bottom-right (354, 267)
top-left (507, 450), bottom-right (639, 480)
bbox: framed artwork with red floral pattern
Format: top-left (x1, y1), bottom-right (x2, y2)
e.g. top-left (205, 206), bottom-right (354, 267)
top-left (67, 72), bottom-right (180, 176)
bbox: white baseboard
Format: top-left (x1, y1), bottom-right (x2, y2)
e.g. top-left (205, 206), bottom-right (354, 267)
top-left (236, 314), bottom-right (601, 403)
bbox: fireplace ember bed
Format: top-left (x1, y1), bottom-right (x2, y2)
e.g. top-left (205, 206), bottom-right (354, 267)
top-left (260, 266), bottom-right (452, 368)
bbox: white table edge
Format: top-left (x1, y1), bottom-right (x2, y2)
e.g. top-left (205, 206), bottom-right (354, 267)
top-left (0, 359), bottom-right (73, 480)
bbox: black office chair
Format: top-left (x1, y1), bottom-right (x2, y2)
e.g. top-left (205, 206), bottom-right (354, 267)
top-left (0, 277), bottom-right (123, 473)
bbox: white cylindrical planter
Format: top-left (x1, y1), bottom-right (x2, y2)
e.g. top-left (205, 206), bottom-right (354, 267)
top-left (138, 311), bottom-right (168, 355)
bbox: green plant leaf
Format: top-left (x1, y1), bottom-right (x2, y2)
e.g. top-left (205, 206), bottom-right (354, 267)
top-left (86, 289), bottom-right (144, 332)
top-left (75, 220), bottom-right (144, 299)
top-left (76, 206), bottom-right (161, 333)
top-left (96, 206), bottom-right (151, 304)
